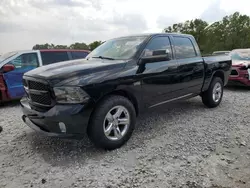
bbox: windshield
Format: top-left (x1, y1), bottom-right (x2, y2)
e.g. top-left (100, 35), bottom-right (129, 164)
top-left (231, 50), bottom-right (250, 61)
top-left (0, 51), bottom-right (17, 62)
top-left (86, 36), bottom-right (147, 60)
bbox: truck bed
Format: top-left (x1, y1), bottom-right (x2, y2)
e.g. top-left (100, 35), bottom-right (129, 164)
top-left (202, 55), bottom-right (232, 91)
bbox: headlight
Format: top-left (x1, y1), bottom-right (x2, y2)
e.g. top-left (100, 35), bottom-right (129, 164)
top-left (242, 62), bottom-right (247, 67)
top-left (53, 87), bottom-right (90, 104)
top-left (243, 62), bottom-right (250, 68)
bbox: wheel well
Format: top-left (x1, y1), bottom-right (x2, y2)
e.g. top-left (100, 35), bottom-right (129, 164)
top-left (213, 71), bottom-right (225, 84)
top-left (93, 90), bottom-right (139, 116)
top-left (107, 90), bottom-right (139, 116)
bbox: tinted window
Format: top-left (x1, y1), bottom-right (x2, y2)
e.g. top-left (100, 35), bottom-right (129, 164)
top-left (41, 51), bottom-right (69, 65)
top-left (9, 53), bottom-right (38, 68)
top-left (142, 36), bottom-right (172, 59)
top-left (71, 51), bottom-right (89, 60)
top-left (173, 37), bottom-right (196, 59)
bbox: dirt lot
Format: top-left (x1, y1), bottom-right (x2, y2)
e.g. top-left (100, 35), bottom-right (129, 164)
top-left (0, 87), bottom-right (250, 188)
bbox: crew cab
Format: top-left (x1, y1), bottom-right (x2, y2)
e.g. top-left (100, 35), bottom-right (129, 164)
top-left (228, 49), bottom-right (250, 86)
top-left (0, 49), bottom-right (90, 102)
top-left (21, 33), bottom-right (232, 150)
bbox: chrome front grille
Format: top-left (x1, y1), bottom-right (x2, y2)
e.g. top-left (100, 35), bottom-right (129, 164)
top-left (23, 78), bottom-right (52, 107)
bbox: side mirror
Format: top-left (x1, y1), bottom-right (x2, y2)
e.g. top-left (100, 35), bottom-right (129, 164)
top-left (139, 51), bottom-right (171, 64)
top-left (2, 64), bottom-right (15, 73)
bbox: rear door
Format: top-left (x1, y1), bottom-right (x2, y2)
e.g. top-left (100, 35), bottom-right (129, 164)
top-left (172, 36), bottom-right (204, 95)
top-left (3, 52), bottom-right (39, 99)
top-left (40, 51), bottom-right (70, 65)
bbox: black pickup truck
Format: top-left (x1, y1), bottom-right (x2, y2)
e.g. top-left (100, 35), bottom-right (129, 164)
top-left (21, 33), bottom-right (232, 150)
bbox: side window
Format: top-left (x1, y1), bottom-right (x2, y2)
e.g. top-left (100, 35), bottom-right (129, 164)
top-left (71, 51), bottom-right (89, 60)
top-left (173, 37), bottom-right (196, 59)
top-left (41, 52), bottom-right (69, 65)
top-left (10, 53), bottom-right (38, 68)
top-left (142, 36), bottom-right (172, 59)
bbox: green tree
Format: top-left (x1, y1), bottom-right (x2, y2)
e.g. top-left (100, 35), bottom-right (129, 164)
top-left (32, 43), bottom-right (55, 50)
top-left (54, 45), bottom-right (69, 49)
top-left (164, 19), bottom-right (208, 53)
top-left (88, 41), bottom-right (102, 51)
top-left (70, 42), bottom-right (89, 50)
top-left (163, 12), bottom-right (250, 54)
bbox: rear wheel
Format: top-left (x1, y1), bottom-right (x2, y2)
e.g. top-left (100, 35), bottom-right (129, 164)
top-left (88, 95), bottom-right (136, 150)
top-left (202, 77), bottom-right (223, 108)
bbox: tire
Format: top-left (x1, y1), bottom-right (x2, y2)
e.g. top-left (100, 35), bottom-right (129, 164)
top-left (88, 95), bottom-right (136, 150)
top-left (0, 126), bottom-right (2, 133)
top-left (202, 77), bottom-right (224, 108)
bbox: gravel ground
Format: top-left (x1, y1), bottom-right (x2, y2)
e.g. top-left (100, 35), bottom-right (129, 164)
top-left (0, 87), bottom-right (250, 188)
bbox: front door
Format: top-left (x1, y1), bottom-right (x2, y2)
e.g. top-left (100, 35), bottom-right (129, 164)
top-left (3, 53), bottom-right (39, 99)
top-left (138, 36), bottom-right (180, 108)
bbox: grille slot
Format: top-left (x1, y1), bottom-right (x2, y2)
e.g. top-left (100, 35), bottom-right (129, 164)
top-left (28, 80), bottom-right (48, 91)
top-left (230, 70), bottom-right (238, 76)
top-left (30, 93), bottom-right (51, 105)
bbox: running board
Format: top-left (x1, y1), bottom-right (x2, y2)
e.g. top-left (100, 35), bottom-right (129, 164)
top-left (149, 93), bottom-right (195, 108)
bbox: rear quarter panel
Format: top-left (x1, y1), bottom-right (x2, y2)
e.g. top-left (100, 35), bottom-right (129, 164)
top-left (202, 55), bottom-right (232, 91)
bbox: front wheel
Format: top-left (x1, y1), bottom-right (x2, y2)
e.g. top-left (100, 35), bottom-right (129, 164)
top-left (88, 95), bottom-right (136, 150)
top-left (201, 77), bottom-right (224, 108)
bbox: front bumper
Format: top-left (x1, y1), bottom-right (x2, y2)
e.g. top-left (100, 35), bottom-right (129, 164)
top-left (228, 78), bottom-right (250, 86)
top-left (21, 97), bottom-right (93, 137)
top-left (228, 67), bottom-right (250, 86)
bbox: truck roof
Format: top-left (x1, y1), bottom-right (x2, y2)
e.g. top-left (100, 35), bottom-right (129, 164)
top-left (114, 32), bottom-right (194, 39)
top-left (39, 49), bottom-right (90, 52)
top-left (5, 49), bottom-right (90, 54)
top-left (231, 48), bottom-right (250, 52)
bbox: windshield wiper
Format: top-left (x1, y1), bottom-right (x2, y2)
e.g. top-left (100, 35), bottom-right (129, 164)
top-left (91, 56), bottom-right (115, 60)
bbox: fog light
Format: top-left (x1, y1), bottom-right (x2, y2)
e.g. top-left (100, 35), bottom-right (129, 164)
top-left (59, 122), bottom-right (66, 133)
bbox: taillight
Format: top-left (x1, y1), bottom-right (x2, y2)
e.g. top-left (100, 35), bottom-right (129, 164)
top-left (0, 74), bottom-right (10, 101)
top-left (0, 74), bottom-right (5, 89)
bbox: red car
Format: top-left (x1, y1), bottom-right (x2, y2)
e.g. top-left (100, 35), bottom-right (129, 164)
top-left (228, 49), bottom-right (250, 86)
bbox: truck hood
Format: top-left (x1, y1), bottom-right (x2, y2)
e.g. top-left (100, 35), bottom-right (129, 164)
top-left (24, 58), bottom-right (127, 85)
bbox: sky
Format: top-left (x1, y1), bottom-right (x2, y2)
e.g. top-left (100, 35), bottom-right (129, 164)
top-left (0, 0), bottom-right (250, 54)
